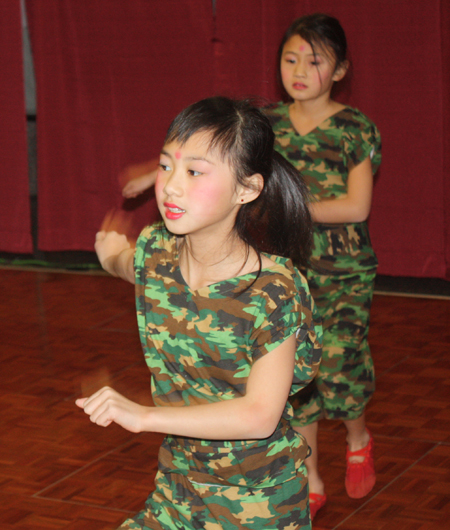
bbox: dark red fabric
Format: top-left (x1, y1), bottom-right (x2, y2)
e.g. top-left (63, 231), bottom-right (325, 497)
top-left (0, 0), bottom-right (32, 253)
top-left (442, 0), bottom-right (450, 280)
top-left (27, 0), bottom-right (214, 250)
top-left (215, 0), bottom-right (449, 279)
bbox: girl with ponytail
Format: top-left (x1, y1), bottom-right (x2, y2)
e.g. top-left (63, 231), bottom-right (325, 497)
top-left (77, 96), bottom-right (322, 530)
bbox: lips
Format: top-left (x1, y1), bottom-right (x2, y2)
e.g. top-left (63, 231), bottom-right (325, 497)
top-left (164, 202), bottom-right (185, 220)
top-left (293, 82), bottom-right (307, 90)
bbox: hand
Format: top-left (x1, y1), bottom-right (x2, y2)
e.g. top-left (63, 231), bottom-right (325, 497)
top-left (76, 387), bottom-right (149, 433)
top-left (122, 172), bottom-right (157, 198)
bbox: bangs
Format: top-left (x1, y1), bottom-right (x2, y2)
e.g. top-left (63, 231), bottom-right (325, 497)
top-left (164, 100), bottom-right (243, 165)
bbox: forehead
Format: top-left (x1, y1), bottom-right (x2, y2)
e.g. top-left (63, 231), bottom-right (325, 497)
top-left (283, 35), bottom-right (314, 53)
top-left (283, 34), bottom-right (334, 60)
top-left (164, 131), bottom-right (213, 155)
top-left (163, 131), bottom-right (229, 165)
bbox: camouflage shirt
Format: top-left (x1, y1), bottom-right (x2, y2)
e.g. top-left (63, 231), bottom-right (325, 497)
top-left (265, 103), bottom-right (381, 274)
top-left (134, 224), bottom-right (322, 426)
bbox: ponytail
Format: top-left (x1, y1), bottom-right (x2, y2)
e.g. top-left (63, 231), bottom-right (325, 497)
top-left (236, 151), bottom-right (313, 269)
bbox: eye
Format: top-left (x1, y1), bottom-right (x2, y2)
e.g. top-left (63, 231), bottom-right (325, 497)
top-left (159, 163), bottom-right (171, 172)
top-left (188, 169), bottom-right (202, 177)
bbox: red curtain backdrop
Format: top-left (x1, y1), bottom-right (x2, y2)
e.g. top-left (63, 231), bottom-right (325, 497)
top-left (215, 0), bottom-right (450, 279)
top-left (442, 0), bottom-right (450, 280)
top-left (26, 0), bottom-right (214, 250)
top-left (0, 0), bottom-right (32, 253)
top-left (19, 0), bottom-right (450, 279)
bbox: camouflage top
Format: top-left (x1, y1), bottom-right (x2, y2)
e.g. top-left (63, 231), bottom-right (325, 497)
top-left (265, 103), bottom-right (381, 274)
top-left (134, 224), bottom-right (322, 433)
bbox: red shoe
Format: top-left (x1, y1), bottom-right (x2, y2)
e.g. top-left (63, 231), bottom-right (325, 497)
top-left (309, 492), bottom-right (327, 521)
top-left (345, 430), bottom-right (376, 499)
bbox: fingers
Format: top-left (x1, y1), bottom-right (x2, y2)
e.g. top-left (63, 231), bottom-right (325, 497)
top-left (76, 387), bottom-right (116, 427)
top-left (122, 183), bottom-right (139, 198)
top-left (75, 397), bottom-right (87, 408)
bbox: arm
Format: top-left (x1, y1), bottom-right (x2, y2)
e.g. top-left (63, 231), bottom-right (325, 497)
top-left (122, 170), bottom-right (157, 198)
top-left (95, 230), bottom-right (135, 284)
top-left (309, 156), bottom-right (373, 224)
top-left (120, 159), bottom-right (159, 198)
top-left (76, 333), bottom-right (297, 440)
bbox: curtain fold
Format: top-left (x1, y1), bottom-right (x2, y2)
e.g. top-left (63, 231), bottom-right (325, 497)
top-left (27, 0), bottom-right (214, 251)
top-left (442, 0), bottom-right (450, 279)
top-left (215, 0), bottom-right (448, 279)
top-left (0, 0), bottom-right (32, 253)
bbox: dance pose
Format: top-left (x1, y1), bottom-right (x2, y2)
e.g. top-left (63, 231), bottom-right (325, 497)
top-left (77, 96), bottom-right (322, 529)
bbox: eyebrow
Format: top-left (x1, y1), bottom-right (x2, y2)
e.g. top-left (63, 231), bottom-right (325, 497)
top-left (283, 50), bottom-right (322, 57)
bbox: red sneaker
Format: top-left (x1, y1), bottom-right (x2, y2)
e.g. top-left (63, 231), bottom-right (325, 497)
top-left (345, 430), bottom-right (376, 499)
top-left (309, 492), bottom-right (327, 521)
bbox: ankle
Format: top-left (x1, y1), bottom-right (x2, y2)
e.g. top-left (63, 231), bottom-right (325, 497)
top-left (346, 428), bottom-right (370, 452)
top-left (307, 474), bottom-right (325, 496)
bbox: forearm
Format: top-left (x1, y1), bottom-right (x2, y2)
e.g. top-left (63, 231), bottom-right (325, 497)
top-left (309, 196), bottom-right (370, 224)
top-left (141, 396), bottom-right (281, 440)
top-left (102, 248), bottom-right (135, 284)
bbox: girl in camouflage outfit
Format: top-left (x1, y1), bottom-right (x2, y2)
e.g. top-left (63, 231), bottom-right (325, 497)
top-left (264, 13), bottom-right (381, 519)
top-left (76, 97), bottom-right (322, 530)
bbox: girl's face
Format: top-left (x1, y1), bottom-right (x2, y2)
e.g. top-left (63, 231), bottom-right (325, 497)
top-left (280, 35), bottom-right (345, 103)
top-left (155, 132), bottom-right (246, 241)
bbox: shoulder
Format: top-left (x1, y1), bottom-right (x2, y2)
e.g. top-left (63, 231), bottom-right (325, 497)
top-left (135, 223), bottom-right (175, 265)
top-left (262, 101), bottom-right (290, 127)
top-left (336, 107), bottom-right (380, 138)
top-left (255, 255), bottom-right (312, 312)
top-left (335, 107), bottom-right (381, 170)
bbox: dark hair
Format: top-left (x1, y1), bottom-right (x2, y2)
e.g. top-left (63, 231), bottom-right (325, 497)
top-left (164, 96), bottom-right (312, 268)
top-left (277, 13), bottom-right (348, 94)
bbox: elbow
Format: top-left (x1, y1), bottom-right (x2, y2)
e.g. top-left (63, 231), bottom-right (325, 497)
top-left (349, 203), bottom-right (371, 223)
top-left (244, 403), bottom-right (282, 439)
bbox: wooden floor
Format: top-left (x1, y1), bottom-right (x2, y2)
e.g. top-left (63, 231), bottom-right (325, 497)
top-left (0, 268), bottom-right (449, 530)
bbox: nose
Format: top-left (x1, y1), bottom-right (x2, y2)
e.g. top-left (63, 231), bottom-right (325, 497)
top-left (162, 167), bottom-right (183, 197)
top-left (294, 59), bottom-right (307, 77)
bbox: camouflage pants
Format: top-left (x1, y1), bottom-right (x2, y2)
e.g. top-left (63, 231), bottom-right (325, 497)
top-left (291, 269), bottom-right (376, 424)
top-left (118, 423), bottom-right (311, 530)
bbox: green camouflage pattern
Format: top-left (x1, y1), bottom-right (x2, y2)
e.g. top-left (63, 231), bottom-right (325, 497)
top-left (119, 424), bottom-right (310, 530)
top-left (120, 223), bottom-right (323, 530)
top-left (265, 103), bottom-right (381, 275)
top-left (290, 270), bottom-right (376, 423)
top-left (265, 103), bottom-right (380, 422)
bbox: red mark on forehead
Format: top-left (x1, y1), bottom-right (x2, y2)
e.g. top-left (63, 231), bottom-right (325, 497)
top-left (175, 151), bottom-right (182, 160)
top-left (299, 45), bottom-right (305, 51)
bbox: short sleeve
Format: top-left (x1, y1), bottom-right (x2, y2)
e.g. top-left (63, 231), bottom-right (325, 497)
top-left (250, 294), bottom-right (302, 362)
top-left (249, 270), bottom-right (323, 395)
top-left (345, 111), bottom-right (382, 175)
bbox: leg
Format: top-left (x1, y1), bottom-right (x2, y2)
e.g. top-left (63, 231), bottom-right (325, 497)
top-left (344, 412), bottom-right (371, 460)
top-left (294, 421), bottom-right (324, 495)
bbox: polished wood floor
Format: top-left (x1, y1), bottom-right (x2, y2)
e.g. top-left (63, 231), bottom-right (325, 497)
top-left (0, 268), bottom-right (449, 530)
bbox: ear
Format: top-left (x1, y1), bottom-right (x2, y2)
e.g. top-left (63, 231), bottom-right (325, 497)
top-left (332, 60), bottom-right (349, 82)
top-left (236, 173), bottom-right (264, 205)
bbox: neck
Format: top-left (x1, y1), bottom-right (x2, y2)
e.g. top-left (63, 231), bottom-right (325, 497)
top-left (178, 231), bottom-right (258, 290)
top-left (291, 93), bottom-right (335, 118)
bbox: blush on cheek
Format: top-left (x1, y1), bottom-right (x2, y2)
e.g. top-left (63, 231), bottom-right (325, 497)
top-left (193, 184), bottom-right (228, 213)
